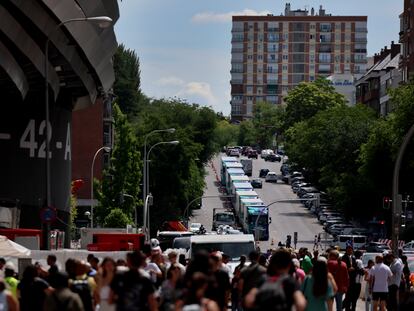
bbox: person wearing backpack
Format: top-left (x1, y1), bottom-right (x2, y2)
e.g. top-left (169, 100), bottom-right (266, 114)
top-left (69, 260), bottom-right (96, 311)
top-left (327, 250), bottom-right (349, 311)
top-left (44, 271), bottom-right (84, 311)
top-left (245, 248), bottom-right (306, 311)
top-left (301, 257), bottom-right (336, 311)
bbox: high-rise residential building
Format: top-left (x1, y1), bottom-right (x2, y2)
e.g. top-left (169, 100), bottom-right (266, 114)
top-left (230, 3), bottom-right (368, 121)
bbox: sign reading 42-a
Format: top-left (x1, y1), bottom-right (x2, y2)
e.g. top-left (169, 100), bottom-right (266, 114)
top-left (19, 119), bottom-right (71, 160)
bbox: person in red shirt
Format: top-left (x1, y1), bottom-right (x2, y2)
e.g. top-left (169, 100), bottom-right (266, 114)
top-left (328, 250), bottom-right (349, 311)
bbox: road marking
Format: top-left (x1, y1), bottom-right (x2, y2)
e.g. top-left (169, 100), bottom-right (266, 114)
top-left (56, 141), bottom-right (62, 149)
top-left (0, 133), bottom-right (11, 140)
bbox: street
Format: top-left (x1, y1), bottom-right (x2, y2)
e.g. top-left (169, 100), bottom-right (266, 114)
top-left (192, 153), bottom-right (365, 311)
top-left (192, 153), bottom-right (327, 252)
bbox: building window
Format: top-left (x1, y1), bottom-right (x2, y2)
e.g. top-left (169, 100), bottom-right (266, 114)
top-left (258, 55), bottom-right (263, 60)
top-left (248, 55), bottom-right (253, 60)
top-left (310, 76), bottom-right (315, 81)
top-left (283, 55), bottom-right (288, 60)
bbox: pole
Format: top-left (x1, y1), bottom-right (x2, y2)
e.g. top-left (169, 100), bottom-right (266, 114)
top-left (144, 140), bottom-right (179, 239)
top-left (392, 123), bottom-right (414, 255)
top-left (91, 147), bottom-right (110, 228)
top-left (184, 195), bottom-right (234, 220)
top-left (142, 129), bottom-right (175, 233)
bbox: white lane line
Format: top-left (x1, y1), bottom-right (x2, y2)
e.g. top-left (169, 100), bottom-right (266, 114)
top-left (0, 133), bottom-right (11, 140)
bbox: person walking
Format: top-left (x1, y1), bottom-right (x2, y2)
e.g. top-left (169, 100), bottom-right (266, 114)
top-left (327, 250), bottom-right (349, 311)
top-left (364, 260), bottom-right (375, 311)
top-left (246, 248), bottom-right (307, 311)
top-left (368, 255), bottom-right (392, 311)
top-left (231, 255), bottom-right (246, 311)
top-left (342, 248), bottom-right (364, 311)
top-left (0, 279), bottom-right (18, 311)
top-left (4, 262), bottom-right (19, 300)
top-left (301, 257), bottom-right (336, 311)
top-left (384, 252), bottom-right (403, 311)
top-left (238, 251), bottom-right (267, 309)
top-left (110, 251), bottom-right (158, 311)
top-left (299, 248), bottom-right (313, 275)
top-left (95, 257), bottom-right (116, 311)
top-left (44, 271), bottom-right (85, 311)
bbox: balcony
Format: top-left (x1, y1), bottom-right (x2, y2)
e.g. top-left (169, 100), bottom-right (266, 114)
top-left (231, 28), bottom-right (244, 32)
top-left (355, 28), bottom-right (368, 33)
top-left (267, 58), bottom-right (277, 63)
top-left (231, 48), bottom-right (244, 53)
top-left (354, 49), bottom-right (367, 53)
top-left (354, 58), bottom-right (367, 64)
top-left (354, 38), bottom-right (367, 43)
top-left (230, 69), bottom-right (243, 73)
top-left (231, 37), bottom-right (244, 42)
top-left (267, 27), bottom-right (279, 32)
top-left (231, 79), bottom-right (243, 84)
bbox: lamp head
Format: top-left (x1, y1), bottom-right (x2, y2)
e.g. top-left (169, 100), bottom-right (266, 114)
top-left (85, 16), bottom-right (113, 28)
top-left (103, 146), bottom-right (111, 153)
top-left (169, 140), bottom-right (179, 145)
top-left (166, 128), bottom-right (176, 133)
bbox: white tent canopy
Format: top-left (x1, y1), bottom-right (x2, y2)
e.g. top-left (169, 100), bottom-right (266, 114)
top-left (0, 235), bottom-right (31, 257)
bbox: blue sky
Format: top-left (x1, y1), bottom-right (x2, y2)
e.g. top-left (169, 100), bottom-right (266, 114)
top-left (115, 1), bottom-right (403, 115)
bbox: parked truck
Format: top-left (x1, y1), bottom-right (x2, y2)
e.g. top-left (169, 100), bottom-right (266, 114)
top-left (212, 208), bottom-right (236, 231)
top-left (240, 159), bottom-right (253, 176)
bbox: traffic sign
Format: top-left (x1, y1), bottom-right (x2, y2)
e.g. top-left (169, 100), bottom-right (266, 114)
top-left (40, 206), bottom-right (57, 223)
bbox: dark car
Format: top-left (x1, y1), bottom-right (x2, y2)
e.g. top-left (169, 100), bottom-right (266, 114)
top-left (259, 168), bottom-right (270, 178)
top-left (265, 154), bottom-right (282, 162)
top-left (247, 150), bottom-right (258, 159)
top-left (251, 179), bottom-right (262, 188)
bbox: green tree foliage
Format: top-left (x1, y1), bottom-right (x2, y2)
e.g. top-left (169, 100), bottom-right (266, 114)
top-left (135, 98), bottom-right (218, 235)
top-left (213, 120), bottom-right (239, 148)
top-left (96, 104), bottom-right (141, 227)
top-left (359, 81), bottom-right (414, 221)
top-left (237, 102), bottom-right (285, 148)
top-left (104, 208), bottom-right (132, 228)
top-left (113, 44), bottom-right (141, 116)
top-left (284, 78), bottom-right (346, 129)
top-left (252, 102), bottom-right (285, 148)
top-left (285, 105), bottom-right (376, 216)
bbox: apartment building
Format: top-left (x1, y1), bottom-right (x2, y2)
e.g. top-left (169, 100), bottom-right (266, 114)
top-left (356, 42), bottom-right (401, 116)
top-left (230, 3), bottom-right (368, 121)
top-left (400, 0), bottom-right (414, 82)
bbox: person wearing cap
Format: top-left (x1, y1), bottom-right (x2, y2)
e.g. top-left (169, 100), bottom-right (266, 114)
top-left (4, 262), bottom-right (18, 299)
top-left (368, 255), bottom-right (393, 311)
top-left (384, 251), bottom-right (403, 311)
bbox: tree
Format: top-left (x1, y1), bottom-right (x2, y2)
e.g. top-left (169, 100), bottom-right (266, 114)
top-left (113, 44), bottom-right (141, 116)
top-left (284, 77), bottom-right (346, 129)
top-left (213, 120), bottom-right (239, 149)
top-left (238, 120), bottom-right (256, 146)
top-left (104, 208), bottom-right (132, 228)
top-left (251, 102), bottom-right (285, 149)
top-left (96, 104), bottom-right (142, 227)
top-left (135, 98), bottom-right (219, 235)
top-left (285, 104), bottom-right (376, 216)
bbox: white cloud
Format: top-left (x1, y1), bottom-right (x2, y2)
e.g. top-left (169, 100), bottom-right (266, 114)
top-left (176, 82), bottom-right (218, 106)
top-left (156, 76), bottom-right (185, 87)
top-left (191, 9), bottom-right (271, 24)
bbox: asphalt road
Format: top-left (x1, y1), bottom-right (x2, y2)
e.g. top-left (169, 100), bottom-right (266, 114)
top-left (191, 153), bottom-right (365, 310)
top-left (191, 153), bottom-right (327, 251)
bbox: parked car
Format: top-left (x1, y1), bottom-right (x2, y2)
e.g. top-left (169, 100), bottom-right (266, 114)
top-left (260, 149), bottom-right (272, 159)
top-left (361, 242), bottom-right (391, 253)
top-left (329, 224), bottom-right (355, 236)
top-left (297, 186), bottom-right (319, 198)
top-left (228, 148), bottom-right (240, 157)
top-left (402, 241), bottom-right (414, 254)
top-left (280, 163), bottom-right (290, 176)
top-left (259, 168), bottom-right (270, 178)
top-left (265, 172), bottom-right (279, 183)
top-left (251, 179), bottom-right (263, 189)
top-left (292, 182), bottom-right (312, 193)
top-left (247, 150), bottom-right (258, 159)
top-left (189, 223), bottom-right (202, 233)
top-left (265, 154), bottom-right (282, 162)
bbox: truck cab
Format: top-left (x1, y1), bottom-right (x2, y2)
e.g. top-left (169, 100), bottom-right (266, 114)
top-left (212, 209), bottom-right (236, 231)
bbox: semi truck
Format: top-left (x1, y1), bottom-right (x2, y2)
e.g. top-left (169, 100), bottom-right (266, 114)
top-left (240, 159), bottom-right (253, 176)
top-left (212, 208), bottom-right (236, 231)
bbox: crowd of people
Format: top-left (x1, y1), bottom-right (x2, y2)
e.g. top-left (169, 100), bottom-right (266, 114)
top-left (0, 242), bottom-right (414, 311)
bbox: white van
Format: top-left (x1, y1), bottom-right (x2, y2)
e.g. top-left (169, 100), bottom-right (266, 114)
top-left (337, 235), bottom-right (367, 250)
top-left (189, 234), bottom-right (255, 261)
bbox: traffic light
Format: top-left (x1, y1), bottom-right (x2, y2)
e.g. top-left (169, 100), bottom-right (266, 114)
top-left (383, 197), bottom-right (391, 210)
top-left (71, 179), bottom-right (84, 194)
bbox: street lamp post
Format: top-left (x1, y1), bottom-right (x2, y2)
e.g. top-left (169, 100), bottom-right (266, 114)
top-left (44, 16), bottom-right (112, 248)
top-left (392, 123), bottom-right (414, 255)
top-left (90, 146), bottom-right (111, 228)
top-left (143, 140), bottom-right (179, 240)
top-left (142, 129), bottom-right (175, 227)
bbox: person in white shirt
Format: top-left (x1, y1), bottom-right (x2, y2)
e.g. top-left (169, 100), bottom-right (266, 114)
top-left (384, 252), bottom-right (403, 311)
top-left (369, 255), bottom-right (393, 311)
